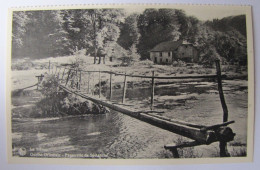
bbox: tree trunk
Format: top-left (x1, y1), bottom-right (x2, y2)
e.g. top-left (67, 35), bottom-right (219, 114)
top-left (92, 13), bottom-right (97, 64)
top-left (98, 55), bottom-right (101, 64)
top-left (94, 48), bottom-right (97, 64)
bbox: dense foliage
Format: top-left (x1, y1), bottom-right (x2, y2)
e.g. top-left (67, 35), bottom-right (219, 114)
top-left (12, 9), bottom-right (247, 66)
top-left (36, 74), bottom-right (108, 117)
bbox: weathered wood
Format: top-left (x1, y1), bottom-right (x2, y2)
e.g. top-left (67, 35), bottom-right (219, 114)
top-left (215, 60), bottom-right (230, 157)
top-left (59, 85), bottom-right (225, 144)
top-left (216, 60), bottom-right (228, 122)
top-left (49, 60), bottom-right (50, 73)
top-left (110, 73), bottom-right (112, 101)
top-left (65, 69), bottom-right (71, 86)
top-left (200, 121), bottom-right (235, 132)
top-left (164, 141), bottom-right (201, 149)
top-left (99, 71), bottom-right (101, 98)
top-left (75, 69), bottom-right (78, 90)
top-left (92, 73), bottom-right (95, 95)
top-left (57, 67), bottom-right (61, 78)
top-left (54, 66), bottom-right (57, 75)
top-left (164, 143), bottom-right (180, 158)
top-left (61, 67), bottom-right (66, 80)
top-left (37, 77), bottom-right (39, 90)
top-left (12, 83), bottom-right (38, 96)
top-left (151, 71), bottom-right (155, 110)
top-left (215, 126), bottom-right (235, 142)
top-left (59, 66), bottom-right (228, 80)
top-left (79, 71), bottom-right (82, 90)
top-left (87, 73), bottom-right (90, 94)
top-left (220, 141), bottom-right (230, 157)
top-left (146, 113), bottom-right (204, 129)
top-left (122, 73), bottom-right (127, 103)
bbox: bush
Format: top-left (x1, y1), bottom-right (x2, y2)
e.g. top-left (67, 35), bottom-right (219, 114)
top-left (35, 74), bottom-right (109, 117)
top-left (172, 60), bottom-right (186, 67)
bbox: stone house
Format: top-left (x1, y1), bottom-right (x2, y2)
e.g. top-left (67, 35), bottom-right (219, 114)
top-left (149, 40), bottom-right (199, 64)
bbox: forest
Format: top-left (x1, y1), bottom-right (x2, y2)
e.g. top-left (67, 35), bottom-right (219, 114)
top-left (12, 8), bottom-right (247, 66)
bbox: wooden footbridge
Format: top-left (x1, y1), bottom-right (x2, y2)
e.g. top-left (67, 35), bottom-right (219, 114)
top-left (39, 60), bottom-right (235, 158)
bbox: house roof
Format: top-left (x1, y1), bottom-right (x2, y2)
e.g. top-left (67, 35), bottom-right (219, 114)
top-left (150, 40), bottom-right (183, 52)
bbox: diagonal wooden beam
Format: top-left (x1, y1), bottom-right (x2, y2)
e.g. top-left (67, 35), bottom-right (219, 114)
top-left (58, 85), bottom-right (234, 144)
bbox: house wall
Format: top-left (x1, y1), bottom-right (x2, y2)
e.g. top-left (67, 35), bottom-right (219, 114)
top-left (150, 44), bottom-right (199, 64)
top-left (150, 51), bottom-right (174, 64)
top-left (176, 45), bottom-right (198, 62)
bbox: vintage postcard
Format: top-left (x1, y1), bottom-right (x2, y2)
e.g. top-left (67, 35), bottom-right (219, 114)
top-left (6, 4), bottom-right (254, 164)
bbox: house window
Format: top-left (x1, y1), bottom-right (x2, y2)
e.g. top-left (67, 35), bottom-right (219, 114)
top-left (166, 59), bottom-right (168, 63)
top-left (160, 52), bottom-right (162, 57)
top-left (168, 52), bottom-right (171, 57)
top-left (160, 58), bottom-right (162, 63)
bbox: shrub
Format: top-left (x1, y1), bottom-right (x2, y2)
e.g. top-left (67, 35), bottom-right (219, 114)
top-left (35, 74), bottom-right (109, 117)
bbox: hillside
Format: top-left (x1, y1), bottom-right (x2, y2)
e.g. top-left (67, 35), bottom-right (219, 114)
top-left (205, 15), bottom-right (246, 37)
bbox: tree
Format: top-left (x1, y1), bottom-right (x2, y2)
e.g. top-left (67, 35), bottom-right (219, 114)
top-left (175, 10), bottom-right (199, 41)
top-left (59, 9), bottom-right (93, 55)
top-left (127, 44), bottom-right (140, 65)
top-left (137, 9), bottom-right (198, 60)
top-left (12, 10), bottom-right (70, 58)
top-left (117, 13), bottom-right (140, 50)
top-left (12, 11), bottom-right (29, 49)
top-left (85, 9), bottom-right (124, 64)
top-left (203, 15), bottom-right (247, 65)
top-left (214, 30), bottom-right (247, 65)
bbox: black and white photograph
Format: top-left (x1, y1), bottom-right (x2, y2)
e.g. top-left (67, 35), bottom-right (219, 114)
top-left (6, 4), bottom-right (254, 163)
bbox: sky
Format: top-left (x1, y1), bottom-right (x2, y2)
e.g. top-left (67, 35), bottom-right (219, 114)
top-left (124, 5), bottom-right (246, 21)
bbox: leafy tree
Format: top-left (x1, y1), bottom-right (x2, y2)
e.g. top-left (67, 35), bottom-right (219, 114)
top-left (12, 10), bottom-right (68, 58)
top-left (118, 13), bottom-right (140, 50)
top-left (214, 30), bottom-right (247, 65)
top-left (12, 11), bottom-right (29, 48)
top-left (137, 9), bottom-right (198, 60)
top-left (203, 15), bottom-right (247, 65)
top-left (84, 9), bottom-right (124, 64)
top-left (175, 10), bottom-right (199, 41)
top-left (206, 15), bottom-right (246, 37)
top-left (59, 9), bottom-right (92, 55)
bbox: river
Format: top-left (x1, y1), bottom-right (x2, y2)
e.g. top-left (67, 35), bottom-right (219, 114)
top-left (11, 79), bottom-right (248, 158)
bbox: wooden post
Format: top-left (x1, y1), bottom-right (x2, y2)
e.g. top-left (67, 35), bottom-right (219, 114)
top-left (79, 70), bottom-right (81, 90)
top-left (54, 66), bottom-right (57, 75)
top-left (65, 69), bottom-right (71, 86)
top-left (61, 67), bottom-right (66, 80)
top-left (122, 73), bottom-right (127, 103)
top-left (99, 71), bottom-right (101, 98)
top-left (215, 59), bottom-right (230, 157)
top-left (170, 148), bottom-right (179, 158)
top-left (37, 77), bottom-right (39, 90)
top-left (75, 69), bottom-right (78, 90)
top-left (88, 72), bottom-right (90, 94)
top-left (151, 71), bottom-right (155, 110)
top-left (110, 72), bottom-right (113, 101)
top-left (57, 67), bottom-right (61, 79)
top-left (48, 60), bottom-right (50, 73)
top-left (92, 72), bottom-right (95, 95)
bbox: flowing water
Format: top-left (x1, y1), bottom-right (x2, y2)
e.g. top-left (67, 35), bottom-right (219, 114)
top-left (11, 79), bottom-right (248, 158)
